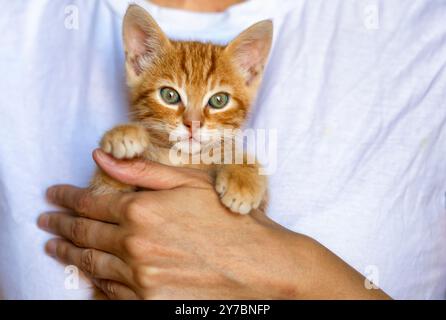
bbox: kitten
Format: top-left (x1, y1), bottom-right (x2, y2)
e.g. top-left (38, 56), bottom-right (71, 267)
top-left (90, 4), bottom-right (272, 215)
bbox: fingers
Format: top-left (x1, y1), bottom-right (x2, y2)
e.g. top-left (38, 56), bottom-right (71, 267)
top-left (39, 212), bottom-right (124, 257)
top-left (92, 278), bottom-right (139, 300)
top-left (46, 184), bottom-right (131, 224)
top-left (93, 149), bottom-right (212, 190)
top-left (46, 239), bottom-right (133, 285)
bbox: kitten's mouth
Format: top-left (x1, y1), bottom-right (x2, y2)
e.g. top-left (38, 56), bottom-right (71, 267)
top-left (169, 129), bottom-right (215, 154)
top-left (187, 137), bottom-right (203, 144)
top-left (187, 135), bottom-right (203, 144)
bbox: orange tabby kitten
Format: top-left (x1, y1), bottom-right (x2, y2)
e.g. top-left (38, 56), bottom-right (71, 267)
top-left (90, 4), bottom-right (272, 215)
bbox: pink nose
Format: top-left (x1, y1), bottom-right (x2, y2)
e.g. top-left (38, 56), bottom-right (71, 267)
top-left (183, 117), bottom-right (203, 135)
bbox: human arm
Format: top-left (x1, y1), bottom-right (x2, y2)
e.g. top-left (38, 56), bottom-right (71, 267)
top-left (38, 149), bottom-right (391, 299)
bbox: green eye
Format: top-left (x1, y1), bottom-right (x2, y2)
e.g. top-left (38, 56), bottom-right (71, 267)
top-left (208, 92), bottom-right (230, 109)
top-left (160, 87), bottom-right (180, 104)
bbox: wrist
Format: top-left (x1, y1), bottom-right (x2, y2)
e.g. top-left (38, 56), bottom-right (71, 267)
top-left (242, 223), bottom-right (306, 299)
top-left (248, 219), bottom-right (390, 299)
top-left (291, 235), bottom-right (391, 299)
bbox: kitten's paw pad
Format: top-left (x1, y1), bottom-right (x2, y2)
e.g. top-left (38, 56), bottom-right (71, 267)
top-left (215, 170), bottom-right (265, 215)
top-left (100, 125), bottom-right (149, 160)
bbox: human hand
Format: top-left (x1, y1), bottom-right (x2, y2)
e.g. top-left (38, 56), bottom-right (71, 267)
top-left (38, 149), bottom-right (390, 299)
top-left (39, 150), bottom-right (299, 299)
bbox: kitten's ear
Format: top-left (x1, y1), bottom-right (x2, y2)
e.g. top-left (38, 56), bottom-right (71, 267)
top-left (225, 20), bottom-right (273, 87)
top-left (123, 4), bottom-right (171, 85)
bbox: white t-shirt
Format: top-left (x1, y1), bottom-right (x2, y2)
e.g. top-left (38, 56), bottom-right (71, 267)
top-left (0, 0), bottom-right (445, 299)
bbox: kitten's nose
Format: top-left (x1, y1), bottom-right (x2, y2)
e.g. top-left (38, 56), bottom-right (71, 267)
top-left (183, 119), bottom-right (202, 128)
top-left (183, 114), bottom-right (203, 133)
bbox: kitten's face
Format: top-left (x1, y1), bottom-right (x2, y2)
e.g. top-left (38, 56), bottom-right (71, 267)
top-left (122, 5), bottom-right (272, 153)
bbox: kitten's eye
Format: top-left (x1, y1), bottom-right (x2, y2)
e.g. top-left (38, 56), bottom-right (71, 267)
top-left (208, 92), bottom-right (230, 109)
top-left (160, 87), bottom-right (181, 104)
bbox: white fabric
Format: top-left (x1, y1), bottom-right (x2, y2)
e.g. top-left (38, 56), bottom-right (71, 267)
top-left (0, 0), bottom-right (445, 299)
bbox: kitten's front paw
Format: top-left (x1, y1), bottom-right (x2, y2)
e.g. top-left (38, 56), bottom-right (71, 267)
top-left (100, 124), bottom-right (149, 159)
top-left (215, 166), bottom-right (267, 215)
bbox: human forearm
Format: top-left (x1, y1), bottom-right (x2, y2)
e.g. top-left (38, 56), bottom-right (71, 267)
top-left (261, 228), bottom-right (390, 299)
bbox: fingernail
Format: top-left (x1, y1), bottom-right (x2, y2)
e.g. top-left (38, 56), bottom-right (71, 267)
top-left (46, 187), bottom-right (56, 200)
top-left (37, 214), bottom-right (50, 229)
top-left (45, 239), bottom-right (58, 257)
top-left (94, 149), bottom-right (117, 166)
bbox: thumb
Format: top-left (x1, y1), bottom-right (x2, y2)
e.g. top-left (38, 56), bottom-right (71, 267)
top-left (93, 149), bottom-right (212, 190)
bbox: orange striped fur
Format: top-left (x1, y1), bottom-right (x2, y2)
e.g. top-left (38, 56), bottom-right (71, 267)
top-left (90, 4), bottom-right (273, 215)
